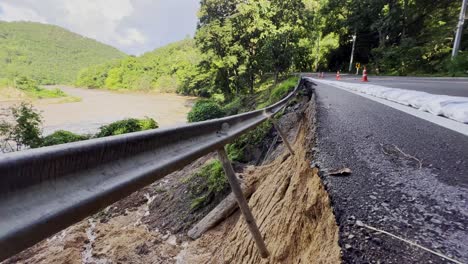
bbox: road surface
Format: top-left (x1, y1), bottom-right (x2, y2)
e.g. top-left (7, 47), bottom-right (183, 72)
top-left (311, 76), bottom-right (468, 263)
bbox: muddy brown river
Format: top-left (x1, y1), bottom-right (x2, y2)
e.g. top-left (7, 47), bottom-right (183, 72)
top-left (1, 86), bottom-right (194, 135)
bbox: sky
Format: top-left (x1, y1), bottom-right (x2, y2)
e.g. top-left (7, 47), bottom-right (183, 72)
top-left (0, 0), bottom-right (200, 55)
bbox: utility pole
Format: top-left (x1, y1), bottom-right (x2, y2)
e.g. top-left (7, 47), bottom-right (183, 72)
top-left (348, 32), bottom-right (357, 72)
top-left (452, 0), bottom-right (468, 58)
top-left (315, 32), bottom-right (321, 72)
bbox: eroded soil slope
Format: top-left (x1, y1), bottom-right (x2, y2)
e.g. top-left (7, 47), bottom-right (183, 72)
top-left (3, 96), bottom-right (341, 264)
top-left (181, 98), bottom-right (341, 263)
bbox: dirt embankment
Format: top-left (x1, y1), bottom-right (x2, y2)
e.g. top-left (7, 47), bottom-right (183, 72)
top-left (181, 98), bottom-right (341, 263)
top-left (3, 96), bottom-right (341, 264)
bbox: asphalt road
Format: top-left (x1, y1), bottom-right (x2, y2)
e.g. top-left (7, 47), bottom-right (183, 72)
top-left (311, 78), bottom-right (468, 263)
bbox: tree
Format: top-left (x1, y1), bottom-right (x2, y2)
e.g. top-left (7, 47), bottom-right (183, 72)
top-left (0, 103), bottom-right (42, 152)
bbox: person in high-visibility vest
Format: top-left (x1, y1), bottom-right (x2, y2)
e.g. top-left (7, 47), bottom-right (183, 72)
top-left (362, 67), bottom-right (368, 82)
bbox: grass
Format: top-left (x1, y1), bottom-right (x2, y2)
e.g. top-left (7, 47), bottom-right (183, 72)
top-left (26, 87), bottom-right (66, 99)
top-left (185, 160), bottom-right (228, 210)
top-left (256, 76), bottom-right (299, 109)
top-left (0, 82), bottom-right (80, 103)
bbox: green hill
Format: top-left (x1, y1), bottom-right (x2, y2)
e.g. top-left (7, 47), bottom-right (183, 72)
top-left (76, 38), bottom-right (201, 93)
top-left (0, 21), bottom-right (126, 84)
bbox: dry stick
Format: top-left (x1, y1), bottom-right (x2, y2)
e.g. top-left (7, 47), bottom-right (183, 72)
top-left (361, 223), bottom-right (463, 264)
top-left (380, 144), bottom-right (423, 169)
top-left (270, 118), bottom-right (295, 156)
top-left (261, 135), bottom-right (278, 165)
top-left (392, 145), bottom-right (423, 169)
top-left (217, 148), bottom-right (269, 258)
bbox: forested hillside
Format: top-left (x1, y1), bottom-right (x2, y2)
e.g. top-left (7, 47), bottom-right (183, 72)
top-left (76, 38), bottom-right (200, 93)
top-left (0, 21), bottom-right (126, 84)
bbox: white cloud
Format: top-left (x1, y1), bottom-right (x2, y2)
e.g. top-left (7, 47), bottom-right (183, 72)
top-left (0, 2), bottom-right (47, 23)
top-left (0, 0), bottom-right (199, 55)
top-left (117, 28), bottom-right (147, 46)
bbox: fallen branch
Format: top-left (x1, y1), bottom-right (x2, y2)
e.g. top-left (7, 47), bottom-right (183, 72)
top-left (188, 183), bottom-right (255, 240)
top-left (358, 221), bottom-right (462, 264)
top-left (380, 144), bottom-right (423, 169)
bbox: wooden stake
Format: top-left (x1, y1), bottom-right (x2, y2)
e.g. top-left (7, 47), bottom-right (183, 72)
top-left (270, 119), bottom-right (295, 156)
top-left (217, 148), bottom-right (269, 258)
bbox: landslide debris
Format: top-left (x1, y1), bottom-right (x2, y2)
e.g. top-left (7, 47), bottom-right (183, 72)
top-left (179, 98), bottom-right (341, 263)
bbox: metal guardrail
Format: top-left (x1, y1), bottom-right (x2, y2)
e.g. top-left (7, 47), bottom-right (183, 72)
top-left (0, 77), bottom-right (308, 261)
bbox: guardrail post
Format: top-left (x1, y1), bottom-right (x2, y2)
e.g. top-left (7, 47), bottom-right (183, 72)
top-left (216, 147), bottom-right (270, 258)
top-left (270, 118), bottom-right (295, 156)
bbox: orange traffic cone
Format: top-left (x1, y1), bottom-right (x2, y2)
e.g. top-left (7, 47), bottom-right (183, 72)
top-left (336, 71), bottom-right (341, 80)
top-left (362, 67), bottom-right (368, 82)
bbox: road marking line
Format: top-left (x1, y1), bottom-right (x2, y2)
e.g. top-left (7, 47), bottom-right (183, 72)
top-left (315, 81), bottom-right (468, 137)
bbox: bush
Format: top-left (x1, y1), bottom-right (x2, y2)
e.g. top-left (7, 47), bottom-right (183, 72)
top-left (0, 78), bottom-right (12, 87)
top-left (12, 76), bottom-right (67, 99)
top-left (31, 88), bottom-right (66, 99)
top-left (446, 53), bottom-right (468, 76)
top-left (269, 77), bottom-right (298, 103)
top-left (96, 117), bottom-right (159, 137)
top-left (227, 120), bottom-right (272, 162)
top-left (0, 102), bottom-right (42, 151)
top-left (138, 118), bottom-right (158, 130)
top-left (41, 130), bottom-right (90, 147)
top-left (257, 77), bottom-right (298, 109)
top-left (15, 76), bottom-right (39, 91)
top-left (223, 97), bottom-right (243, 116)
top-left (187, 100), bottom-right (226, 122)
top-left (187, 160), bottom-right (228, 210)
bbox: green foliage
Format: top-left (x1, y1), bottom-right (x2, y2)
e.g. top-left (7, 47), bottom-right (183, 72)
top-left (322, 0), bottom-right (467, 75)
top-left (0, 21), bottom-right (125, 84)
top-left (10, 76), bottom-right (68, 99)
top-left (256, 76), bottom-right (298, 109)
top-left (0, 78), bottom-right (12, 87)
top-left (30, 88), bottom-right (67, 99)
top-left (41, 130), bottom-right (90, 147)
top-left (227, 120), bottom-right (272, 162)
top-left (15, 76), bottom-right (38, 91)
top-left (95, 117), bottom-right (159, 137)
top-left (194, 0), bottom-right (313, 98)
top-left (187, 160), bottom-right (228, 210)
top-left (76, 39), bottom-right (201, 93)
top-left (269, 77), bottom-right (298, 103)
top-left (75, 63), bottom-right (116, 88)
top-left (446, 53), bottom-right (468, 76)
top-left (223, 97), bottom-right (243, 116)
top-left (187, 100), bottom-right (226, 122)
top-left (138, 118), bottom-right (159, 130)
top-left (0, 103), bottom-right (42, 151)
